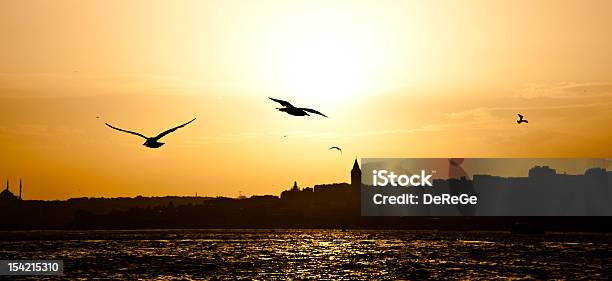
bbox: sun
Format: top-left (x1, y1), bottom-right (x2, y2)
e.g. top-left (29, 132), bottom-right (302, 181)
top-left (276, 31), bottom-right (373, 106)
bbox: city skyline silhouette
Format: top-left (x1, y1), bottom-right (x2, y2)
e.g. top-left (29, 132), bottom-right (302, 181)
top-left (2, 160), bottom-right (610, 231)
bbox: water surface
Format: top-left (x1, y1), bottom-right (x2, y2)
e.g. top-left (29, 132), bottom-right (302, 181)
top-left (1, 230), bottom-right (610, 280)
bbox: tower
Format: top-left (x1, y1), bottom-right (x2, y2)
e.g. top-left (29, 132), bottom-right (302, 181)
top-left (351, 158), bottom-right (361, 189)
top-left (291, 181), bottom-right (299, 191)
top-left (5, 179), bottom-right (8, 191)
top-left (19, 178), bottom-right (22, 200)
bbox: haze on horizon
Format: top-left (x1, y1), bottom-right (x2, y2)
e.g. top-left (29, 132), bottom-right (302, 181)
top-left (0, 0), bottom-right (611, 200)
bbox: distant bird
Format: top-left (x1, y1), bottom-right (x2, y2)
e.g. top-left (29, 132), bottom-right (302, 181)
top-left (517, 114), bottom-right (528, 124)
top-left (268, 97), bottom-right (327, 118)
top-left (105, 118), bottom-right (196, 148)
top-left (329, 146), bottom-right (342, 154)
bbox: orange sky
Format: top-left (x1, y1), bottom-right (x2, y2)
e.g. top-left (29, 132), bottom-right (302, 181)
top-left (0, 0), bottom-right (611, 200)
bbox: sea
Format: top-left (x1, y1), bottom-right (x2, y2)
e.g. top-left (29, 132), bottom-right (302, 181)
top-left (0, 229), bottom-right (610, 280)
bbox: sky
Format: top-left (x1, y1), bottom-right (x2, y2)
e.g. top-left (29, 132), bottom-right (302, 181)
top-left (0, 0), bottom-right (611, 200)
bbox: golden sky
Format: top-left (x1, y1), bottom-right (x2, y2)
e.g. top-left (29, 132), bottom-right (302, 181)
top-left (0, 0), bottom-right (611, 200)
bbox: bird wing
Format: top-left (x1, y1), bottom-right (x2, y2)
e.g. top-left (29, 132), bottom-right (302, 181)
top-left (329, 146), bottom-right (342, 151)
top-left (268, 97), bottom-right (295, 108)
top-left (153, 118), bottom-right (196, 140)
top-left (105, 123), bottom-right (148, 139)
top-left (518, 114), bottom-right (523, 119)
top-left (302, 108), bottom-right (328, 117)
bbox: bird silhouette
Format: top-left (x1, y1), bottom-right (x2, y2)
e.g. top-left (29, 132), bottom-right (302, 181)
top-left (268, 97), bottom-right (327, 117)
top-left (329, 146), bottom-right (342, 154)
top-left (517, 114), bottom-right (528, 124)
top-left (105, 118), bottom-right (196, 148)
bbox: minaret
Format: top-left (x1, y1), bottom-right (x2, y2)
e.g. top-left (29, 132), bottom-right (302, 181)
top-left (5, 179), bottom-right (8, 191)
top-left (19, 178), bottom-right (22, 200)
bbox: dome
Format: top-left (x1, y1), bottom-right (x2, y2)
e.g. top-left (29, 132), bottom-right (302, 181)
top-left (0, 188), bottom-right (18, 201)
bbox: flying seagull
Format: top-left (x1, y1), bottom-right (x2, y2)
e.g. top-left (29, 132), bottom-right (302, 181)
top-left (516, 114), bottom-right (528, 124)
top-left (329, 146), bottom-right (342, 154)
top-left (268, 97), bottom-right (327, 118)
top-left (105, 118), bottom-right (196, 148)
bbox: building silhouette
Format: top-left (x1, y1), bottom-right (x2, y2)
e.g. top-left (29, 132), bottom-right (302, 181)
top-left (280, 181), bottom-right (313, 203)
top-left (280, 159), bottom-right (361, 206)
top-left (0, 180), bottom-right (19, 201)
top-left (351, 158), bottom-right (361, 189)
top-left (470, 166), bottom-right (612, 216)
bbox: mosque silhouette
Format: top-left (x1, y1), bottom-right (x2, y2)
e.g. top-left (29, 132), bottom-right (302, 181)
top-left (0, 179), bottom-right (22, 201)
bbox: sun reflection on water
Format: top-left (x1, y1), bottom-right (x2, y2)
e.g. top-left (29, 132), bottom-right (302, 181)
top-left (0, 230), bottom-right (610, 280)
